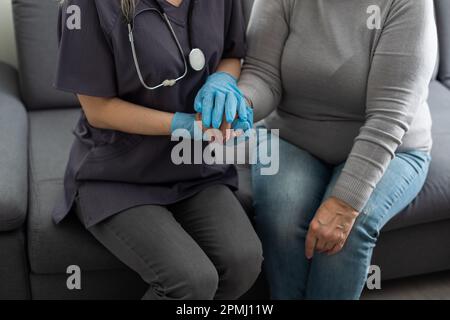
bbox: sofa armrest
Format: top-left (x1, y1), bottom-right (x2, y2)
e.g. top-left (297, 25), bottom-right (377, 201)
top-left (0, 62), bottom-right (28, 232)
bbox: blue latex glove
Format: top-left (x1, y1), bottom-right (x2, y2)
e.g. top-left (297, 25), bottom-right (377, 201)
top-left (231, 105), bottom-right (254, 133)
top-left (194, 72), bottom-right (248, 129)
top-left (225, 105), bottom-right (254, 146)
top-left (170, 113), bottom-right (204, 141)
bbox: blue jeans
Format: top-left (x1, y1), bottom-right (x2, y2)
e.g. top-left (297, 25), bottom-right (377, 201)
top-left (252, 132), bottom-right (431, 300)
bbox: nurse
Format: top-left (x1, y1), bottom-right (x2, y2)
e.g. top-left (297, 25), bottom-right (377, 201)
top-left (53, 0), bottom-right (262, 300)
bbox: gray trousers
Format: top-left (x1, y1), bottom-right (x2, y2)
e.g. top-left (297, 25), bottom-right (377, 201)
top-left (76, 184), bottom-right (263, 300)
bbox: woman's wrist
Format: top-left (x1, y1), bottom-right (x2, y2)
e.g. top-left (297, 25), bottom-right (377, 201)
top-left (329, 196), bottom-right (358, 214)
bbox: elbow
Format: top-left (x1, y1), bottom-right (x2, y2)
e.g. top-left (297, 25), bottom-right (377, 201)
top-left (85, 114), bottom-right (105, 129)
top-left (78, 95), bottom-right (113, 129)
top-left (83, 107), bottom-right (107, 129)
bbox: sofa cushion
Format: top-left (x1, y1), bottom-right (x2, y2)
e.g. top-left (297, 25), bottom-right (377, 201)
top-left (0, 63), bottom-right (28, 232)
top-left (435, 0), bottom-right (450, 88)
top-left (12, 0), bottom-right (78, 110)
top-left (383, 81), bottom-right (450, 232)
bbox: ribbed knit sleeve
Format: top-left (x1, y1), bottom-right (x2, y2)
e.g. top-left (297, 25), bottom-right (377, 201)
top-left (330, 0), bottom-right (437, 211)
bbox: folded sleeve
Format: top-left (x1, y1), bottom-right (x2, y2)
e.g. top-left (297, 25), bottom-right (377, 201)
top-left (54, 0), bottom-right (117, 97)
top-left (330, 0), bottom-right (438, 211)
top-left (222, 0), bottom-right (247, 59)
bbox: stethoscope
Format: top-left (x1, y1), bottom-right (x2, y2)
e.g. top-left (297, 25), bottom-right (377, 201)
top-left (127, 0), bottom-right (206, 90)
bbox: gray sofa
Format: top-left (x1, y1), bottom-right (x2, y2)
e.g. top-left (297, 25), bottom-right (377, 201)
top-left (0, 0), bottom-right (449, 300)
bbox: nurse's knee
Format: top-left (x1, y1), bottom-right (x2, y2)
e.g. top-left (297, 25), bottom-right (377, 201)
top-left (145, 260), bottom-right (219, 300)
top-left (179, 263), bottom-right (219, 300)
top-left (217, 236), bottom-right (264, 299)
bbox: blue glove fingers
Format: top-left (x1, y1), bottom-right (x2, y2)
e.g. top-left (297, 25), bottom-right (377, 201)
top-left (195, 72), bottom-right (239, 128)
top-left (201, 92), bottom-right (214, 128)
top-left (237, 96), bottom-right (248, 121)
top-left (212, 91), bottom-right (226, 129)
top-left (231, 106), bottom-right (254, 132)
top-left (247, 106), bottom-right (254, 125)
top-left (234, 120), bottom-right (251, 132)
top-left (225, 91), bottom-right (238, 123)
top-left (194, 91), bottom-right (203, 113)
top-left (231, 118), bottom-right (242, 131)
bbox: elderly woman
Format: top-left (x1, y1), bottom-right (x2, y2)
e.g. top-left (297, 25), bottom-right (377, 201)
top-left (238, 0), bottom-right (437, 299)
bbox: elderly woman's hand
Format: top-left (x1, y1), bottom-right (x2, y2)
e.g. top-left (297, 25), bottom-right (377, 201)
top-left (305, 197), bottom-right (359, 259)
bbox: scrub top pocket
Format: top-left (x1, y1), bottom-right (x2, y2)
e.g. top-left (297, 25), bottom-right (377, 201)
top-left (74, 134), bottom-right (144, 182)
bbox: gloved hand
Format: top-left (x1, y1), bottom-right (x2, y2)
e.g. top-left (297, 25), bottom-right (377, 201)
top-left (194, 72), bottom-right (248, 129)
top-left (170, 112), bottom-right (204, 141)
top-left (223, 105), bottom-right (254, 146)
top-left (231, 105), bottom-right (254, 133)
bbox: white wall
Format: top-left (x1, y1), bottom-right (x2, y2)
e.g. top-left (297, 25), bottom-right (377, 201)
top-left (0, 0), bottom-right (18, 67)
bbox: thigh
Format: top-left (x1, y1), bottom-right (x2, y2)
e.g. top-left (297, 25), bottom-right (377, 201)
top-left (170, 184), bottom-right (262, 271)
top-left (252, 132), bottom-right (332, 233)
top-left (323, 150), bottom-right (432, 236)
top-left (251, 133), bottom-right (332, 299)
top-left (80, 202), bottom-right (216, 299)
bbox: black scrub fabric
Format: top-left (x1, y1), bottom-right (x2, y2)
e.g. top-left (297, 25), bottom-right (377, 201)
top-left (53, 0), bottom-right (247, 227)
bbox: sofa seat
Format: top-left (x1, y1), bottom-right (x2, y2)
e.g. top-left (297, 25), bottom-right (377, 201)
top-left (27, 81), bottom-right (450, 275)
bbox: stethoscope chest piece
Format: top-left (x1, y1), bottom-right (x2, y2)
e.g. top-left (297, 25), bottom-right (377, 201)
top-left (189, 48), bottom-right (206, 71)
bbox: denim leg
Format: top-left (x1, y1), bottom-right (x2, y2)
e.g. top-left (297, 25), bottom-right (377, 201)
top-left (305, 151), bottom-right (431, 300)
top-left (252, 133), bottom-right (332, 299)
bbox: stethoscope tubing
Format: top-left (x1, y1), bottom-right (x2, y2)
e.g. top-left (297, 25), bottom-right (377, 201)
top-left (127, 1), bottom-right (196, 90)
top-left (128, 9), bottom-right (188, 89)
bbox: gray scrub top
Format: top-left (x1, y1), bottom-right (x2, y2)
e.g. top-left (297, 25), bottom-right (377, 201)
top-left (53, 0), bottom-right (246, 228)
